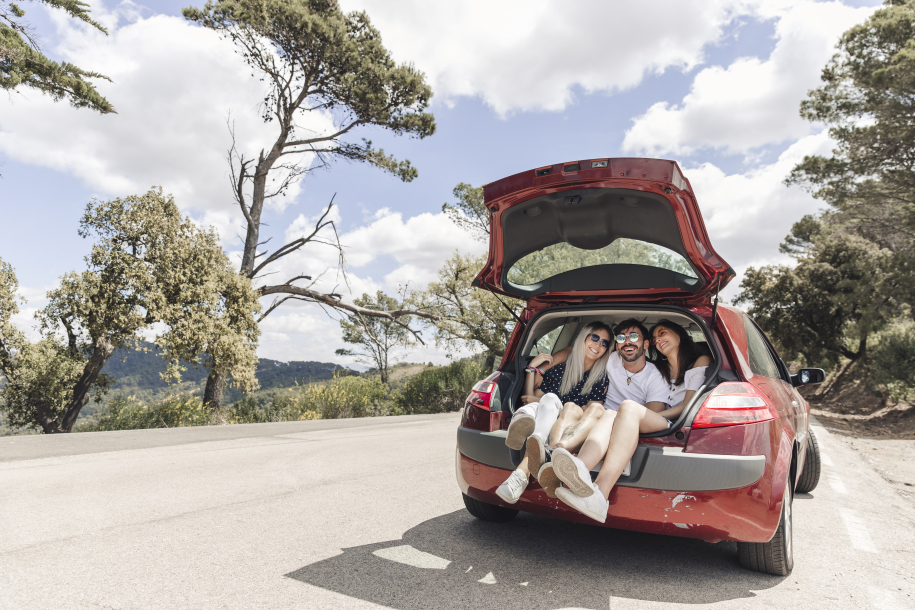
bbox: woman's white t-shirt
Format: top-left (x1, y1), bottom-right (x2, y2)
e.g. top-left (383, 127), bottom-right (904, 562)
top-left (663, 366), bottom-right (708, 409)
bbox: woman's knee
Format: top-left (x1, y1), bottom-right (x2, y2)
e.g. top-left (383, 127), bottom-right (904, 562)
top-left (618, 400), bottom-right (645, 417)
top-left (558, 403), bottom-right (583, 420)
top-left (583, 403), bottom-right (605, 419)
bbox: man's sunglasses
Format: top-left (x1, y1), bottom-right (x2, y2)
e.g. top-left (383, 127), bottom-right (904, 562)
top-left (615, 332), bottom-right (641, 344)
top-left (588, 333), bottom-right (611, 349)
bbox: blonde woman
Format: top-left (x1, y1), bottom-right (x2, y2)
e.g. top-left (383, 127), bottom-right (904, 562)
top-left (496, 322), bottom-right (613, 504)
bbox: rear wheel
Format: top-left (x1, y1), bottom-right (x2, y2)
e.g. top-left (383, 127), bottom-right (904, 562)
top-left (795, 428), bottom-right (821, 493)
top-left (737, 478), bottom-right (794, 576)
top-left (462, 493), bottom-right (519, 523)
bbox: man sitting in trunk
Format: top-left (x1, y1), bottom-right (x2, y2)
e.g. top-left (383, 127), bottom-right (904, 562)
top-left (531, 318), bottom-right (668, 495)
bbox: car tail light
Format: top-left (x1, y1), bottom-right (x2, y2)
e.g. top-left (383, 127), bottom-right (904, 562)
top-left (466, 372), bottom-right (501, 411)
top-left (691, 382), bottom-right (779, 429)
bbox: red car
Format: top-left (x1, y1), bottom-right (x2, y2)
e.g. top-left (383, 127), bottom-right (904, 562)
top-left (455, 158), bottom-right (824, 576)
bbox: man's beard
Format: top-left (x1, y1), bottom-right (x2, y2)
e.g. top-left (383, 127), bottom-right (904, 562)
top-left (618, 343), bottom-right (644, 363)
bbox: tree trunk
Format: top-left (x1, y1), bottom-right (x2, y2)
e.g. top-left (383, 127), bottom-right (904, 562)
top-left (203, 368), bottom-right (227, 413)
top-left (55, 338), bottom-right (115, 433)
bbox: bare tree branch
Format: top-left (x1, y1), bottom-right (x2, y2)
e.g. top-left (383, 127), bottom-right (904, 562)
top-left (260, 284), bottom-right (437, 322)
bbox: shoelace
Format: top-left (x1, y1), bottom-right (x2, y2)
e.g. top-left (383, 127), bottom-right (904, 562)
top-left (506, 472), bottom-right (526, 494)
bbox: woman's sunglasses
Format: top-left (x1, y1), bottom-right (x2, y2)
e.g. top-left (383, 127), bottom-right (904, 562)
top-left (615, 332), bottom-right (641, 344)
top-left (588, 333), bottom-right (611, 349)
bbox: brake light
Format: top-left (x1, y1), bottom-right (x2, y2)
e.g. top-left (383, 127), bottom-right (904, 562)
top-left (466, 372), bottom-right (500, 411)
top-left (692, 382), bottom-right (779, 428)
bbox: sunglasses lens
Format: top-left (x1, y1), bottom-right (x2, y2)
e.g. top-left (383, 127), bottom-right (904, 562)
top-left (615, 334), bottom-right (626, 343)
top-left (589, 334), bottom-right (609, 348)
top-left (630, 332), bottom-right (640, 342)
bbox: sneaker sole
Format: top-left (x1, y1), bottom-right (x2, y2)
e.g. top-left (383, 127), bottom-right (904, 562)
top-left (505, 416), bottom-right (535, 450)
top-left (537, 464), bottom-right (560, 498)
top-left (556, 487), bottom-right (607, 523)
top-left (525, 435), bottom-right (545, 472)
top-left (552, 451), bottom-right (593, 498)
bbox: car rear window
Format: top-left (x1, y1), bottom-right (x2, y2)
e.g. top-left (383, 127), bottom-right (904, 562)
top-left (507, 238), bottom-right (697, 286)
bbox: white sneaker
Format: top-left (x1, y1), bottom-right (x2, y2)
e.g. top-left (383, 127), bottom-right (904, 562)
top-left (552, 448), bottom-right (594, 498)
top-left (505, 413), bottom-right (535, 450)
top-left (495, 468), bottom-right (529, 504)
top-left (556, 484), bottom-right (609, 523)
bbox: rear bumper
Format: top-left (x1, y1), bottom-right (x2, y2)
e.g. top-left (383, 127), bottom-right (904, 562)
top-left (456, 426), bottom-right (779, 543)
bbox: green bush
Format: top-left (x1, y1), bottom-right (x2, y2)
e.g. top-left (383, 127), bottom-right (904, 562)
top-left (394, 358), bottom-right (488, 414)
top-left (84, 394), bottom-right (210, 431)
top-left (869, 321), bottom-right (915, 401)
top-left (304, 375), bottom-right (390, 418)
top-left (229, 376), bottom-right (388, 421)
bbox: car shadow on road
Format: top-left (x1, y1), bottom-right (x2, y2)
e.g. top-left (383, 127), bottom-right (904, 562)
top-left (285, 509), bottom-right (785, 609)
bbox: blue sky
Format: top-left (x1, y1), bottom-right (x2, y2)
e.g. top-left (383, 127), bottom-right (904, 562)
top-left (0, 0), bottom-right (882, 364)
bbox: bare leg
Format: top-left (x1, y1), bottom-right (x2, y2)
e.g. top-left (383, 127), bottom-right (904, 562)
top-left (516, 455), bottom-right (531, 478)
top-left (594, 400), bottom-right (670, 498)
top-left (547, 403), bottom-right (583, 447)
top-left (576, 409), bottom-right (618, 470)
top-left (553, 403), bottom-right (605, 453)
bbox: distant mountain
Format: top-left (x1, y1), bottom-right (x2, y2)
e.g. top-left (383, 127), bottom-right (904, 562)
top-left (93, 343), bottom-right (352, 411)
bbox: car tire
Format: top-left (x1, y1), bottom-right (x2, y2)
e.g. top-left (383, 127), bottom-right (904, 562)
top-left (795, 427), bottom-right (821, 493)
top-left (462, 493), bottom-right (519, 523)
top-left (737, 478), bottom-right (794, 576)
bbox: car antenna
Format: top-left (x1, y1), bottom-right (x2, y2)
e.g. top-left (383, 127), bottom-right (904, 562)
top-left (482, 284), bottom-right (525, 327)
top-left (710, 274), bottom-right (721, 332)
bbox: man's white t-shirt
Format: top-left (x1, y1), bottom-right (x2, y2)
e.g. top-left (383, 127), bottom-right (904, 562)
top-left (603, 351), bottom-right (668, 410)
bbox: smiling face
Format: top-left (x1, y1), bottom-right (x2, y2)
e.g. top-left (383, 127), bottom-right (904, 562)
top-left (616, 326), bottom-right (648, 363)
top-left (584, 328), bottom-right (610, 361)
top-left (651, 324), bottom-right (681, 358)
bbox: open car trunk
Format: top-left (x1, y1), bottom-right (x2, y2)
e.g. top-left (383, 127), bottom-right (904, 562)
top-left (474, 158), bottom-right (735, 304)
top-left (502, 304), bottom-right (726, 454)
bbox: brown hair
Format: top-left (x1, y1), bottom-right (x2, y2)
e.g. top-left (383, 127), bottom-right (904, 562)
top-left (650, 319), bottom-right (702, 386)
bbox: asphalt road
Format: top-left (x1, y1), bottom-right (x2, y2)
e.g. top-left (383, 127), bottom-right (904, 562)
top-left (1, 414), bottom-right (913, 610)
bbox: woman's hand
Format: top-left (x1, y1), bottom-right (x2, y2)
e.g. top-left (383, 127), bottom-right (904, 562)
top-left (521, 395), bottom-right (539, 405)
top-left (530, 352), bottom-right (554, 369)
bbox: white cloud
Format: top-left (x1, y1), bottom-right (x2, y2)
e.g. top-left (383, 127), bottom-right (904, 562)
top-left (622, 1), bottom-right (874, 156)
top-left (249, 206), bottom-right (484, 361)
top-left (340, 0), bottom-right (773, 116)
top-left (686, 131), bottom-right (834, 299)
top-left (0, 4), bottom-right (334, 218)
top-left (256, 300), bottom-right (473, 364)
top-left (270, 206), bottom-right (485, 297)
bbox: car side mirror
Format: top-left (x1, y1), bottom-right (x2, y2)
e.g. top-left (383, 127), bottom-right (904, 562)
top-left (791, 368), bottom-right (826, 387)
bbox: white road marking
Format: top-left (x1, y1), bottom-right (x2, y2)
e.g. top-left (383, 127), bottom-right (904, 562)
top-left (372, 545), bottom-right (451, 569)
top-left (827, 471), bottom-right (847, 494)
top-left (478, 572), bottom-right (497, 584)
top-left (840, 509), bottom-right (878, 553)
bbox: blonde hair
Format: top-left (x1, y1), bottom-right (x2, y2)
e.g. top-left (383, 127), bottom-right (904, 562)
top-left (560, 322), bottom-right (612, 397)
